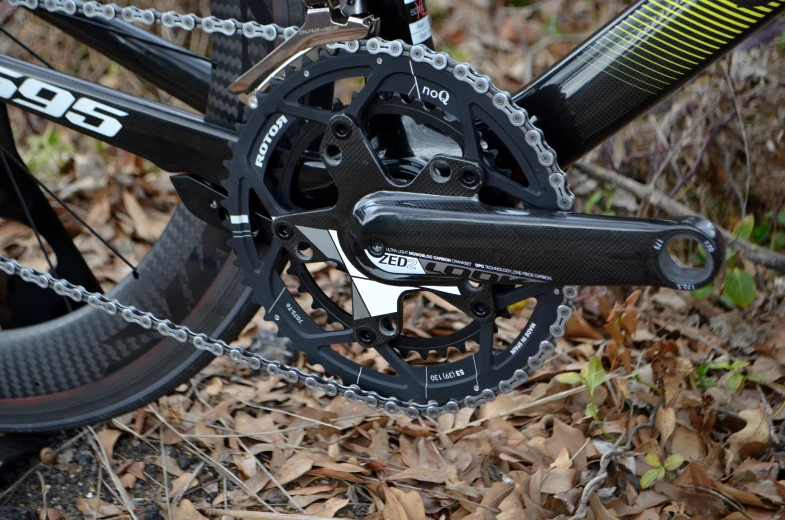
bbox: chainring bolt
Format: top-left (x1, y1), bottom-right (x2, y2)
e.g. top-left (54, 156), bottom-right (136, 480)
top-left (275, 222), bottom-right (293, 240)
top-left (332, 121), bottom-right (352, 140)
top-left (472, 301), bottom-right (489, 318)
top-left (368, 240), bottom-right (385, 257)
top-left (358, 327), bottom-right (376, 345)
top-left (460, 167), bottom-right (480, 188)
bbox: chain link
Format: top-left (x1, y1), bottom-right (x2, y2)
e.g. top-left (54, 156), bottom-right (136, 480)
top-left (7, 0), bottom-right (288, 40)
top-left (0, 0), bottom-right (578, 417)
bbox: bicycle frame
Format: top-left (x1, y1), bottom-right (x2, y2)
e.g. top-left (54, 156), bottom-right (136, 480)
top-left (0, 0), bottom-right (781, 184)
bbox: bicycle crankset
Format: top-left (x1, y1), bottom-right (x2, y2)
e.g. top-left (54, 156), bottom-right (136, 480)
top-left (223, 39), bottom-right (724, 409)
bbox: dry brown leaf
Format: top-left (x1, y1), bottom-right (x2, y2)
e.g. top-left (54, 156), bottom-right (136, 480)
top-left (121, 190), bottom-right (158, 242)
top-left (193, 420), bottom-right (218, 448)
top-left (472, 482), bottom-right (514, 520)
top-left (385, 464), bottom-right (445, 484)
top-left (96, 429), bottom-right (122, 462)
top-left (172, 499), bottom-right (208, 520)
top-left (304, 496), bottom-right (349, 518)
top-left (278, 453), bottom-right (315, 485)
top-left (126, 460), bottom-right (146, 480)
top-left (545, 418), bottom-right (587, 471)
top-left (75, 498), bottom-right (125, 518)
top-left (383, 487), bottom-right (426, 520)
top-left (119, 473), bottom-right (137, 488)
top-left (655, 406), bottom-right (676, 441)
top-left (672, 426), bottom-right (707, 461)
top-left (169, 472), bottom-right (199, 496)
top-left (550, 447), bottom-right (572, 469)
top-left (608, 491), bottom-right (669, 515)
top-left (728, 409), bottom-right (770, 456)
top-left (541, 468), bottom-right (577, 494)
top-left (153, 455), bottom-right (185, 477)
top-left (590, 493), bottom-right (619, 520)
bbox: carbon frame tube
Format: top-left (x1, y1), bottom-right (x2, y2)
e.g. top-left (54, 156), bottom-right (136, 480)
top-left (31, 10), bottom-right (213, 113)
top-left (0, 55), bottom-right (234, 184)
top-left (513, 0), bottom-right (785, 166)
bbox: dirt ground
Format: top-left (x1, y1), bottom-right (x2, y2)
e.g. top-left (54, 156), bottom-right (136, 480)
top-left (1, 0), bottom-right (785, 519)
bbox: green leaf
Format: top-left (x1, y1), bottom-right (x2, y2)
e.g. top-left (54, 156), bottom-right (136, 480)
top-left (732, 215), bottom-right (755, 241)
top-left (664, 454), bottom-right (685, 471)
top-left (778, 211), bottom-right (785, 228)
top-left (585, 402), bottom-right (599, 421)
top-left (691, 284), bottom-right (714, 300)
top-left (727, 372), bottom-right (746, 392)
top-left (697, 363), bottom-right (710, 378)
top-left (581, 357), bottom-right (606, 397)
top-left (640, 469), bottom-right (662, 489)
top-left (746, 372), bottom-right (765, 383)
top-left (555, 372), bottom-right (583, 385)
top-left (752, 223), bottom-right (771, 244)
top-left (774, 232), bottom-right (785, 251)
top-left (697, 379), bottom-right (717, 388)
top-left (645, 452), bottom-right (662, 468)
top-left (585, 191), bottom-right (603, 214)
top-left (711, 361), bottom-right (732, 370)
top-left (730, 360), bottom-right (750, 371)
top-left (723, 268), bottom-right (757, 307)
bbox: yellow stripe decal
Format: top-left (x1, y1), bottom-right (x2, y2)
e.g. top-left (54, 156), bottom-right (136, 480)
top-left (769, 2), bottom-right (780, 7)
top-left (633, 9), bottom-right (721, 49)
top-left (650, 0), bottom-right (736, 38)
top-left (610, 26), bottom-right (695, 69)
top-left (598, 33), bottom-right (683, 77)
top-left (601, 32), bottom-right (690, 73)
top-left (641, 3), bottom-right (729, 44)
top-left (574, 54), bottom-right (659, 94)
top-left (588, 41), bottom-right (674, 84)
top-left (692, 0), bottom-right (754, 25)
top-left (754, 5), bottom-right (772, 12)
top-left (620, 19), bottom-right (705, 61)
top-left (661, 0), bottom-right (742, 33)
top-left (716, 0), bottom-right (765, 16)
top-left (584, 46), bottom-right (669, 88)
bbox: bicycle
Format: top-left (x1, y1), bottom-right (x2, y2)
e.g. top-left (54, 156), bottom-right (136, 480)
top-left (0, 0), bottom-right (780, 432)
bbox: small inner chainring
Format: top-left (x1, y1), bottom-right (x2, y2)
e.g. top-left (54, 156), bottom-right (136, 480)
top-left (224, 40), bottom-right (576, 408)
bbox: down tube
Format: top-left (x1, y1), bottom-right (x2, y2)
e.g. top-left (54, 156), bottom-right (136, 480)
top-left (513, 0), bottom-right (785, 166)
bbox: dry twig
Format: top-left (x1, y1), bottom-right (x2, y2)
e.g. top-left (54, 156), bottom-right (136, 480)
top-left (572, 161), bottom-right (785, 272)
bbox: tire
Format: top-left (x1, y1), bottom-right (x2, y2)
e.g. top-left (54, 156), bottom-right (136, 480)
top-left (0, 0), bottom-right (303, 432)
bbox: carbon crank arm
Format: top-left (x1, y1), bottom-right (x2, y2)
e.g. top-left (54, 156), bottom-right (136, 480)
top-left (351, 192), bottom-right (724, 290)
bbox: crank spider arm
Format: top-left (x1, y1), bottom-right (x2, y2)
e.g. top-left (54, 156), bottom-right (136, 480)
top-left (351, 192), bottom-right (724, 290)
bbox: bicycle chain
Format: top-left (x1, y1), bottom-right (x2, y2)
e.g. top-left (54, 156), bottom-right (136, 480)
top-left (0, 0), bottom-right (577, 418)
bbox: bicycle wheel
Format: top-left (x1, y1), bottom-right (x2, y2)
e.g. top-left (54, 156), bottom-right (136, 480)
top-left (0, 0), bottom-right (302, 432)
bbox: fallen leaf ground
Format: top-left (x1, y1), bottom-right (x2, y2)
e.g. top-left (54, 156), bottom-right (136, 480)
top-left (1, 1), bottom-right (785, 519)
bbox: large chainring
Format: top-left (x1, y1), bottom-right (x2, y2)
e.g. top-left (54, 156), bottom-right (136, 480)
top-left (223, 39), bottom-right (577, 408)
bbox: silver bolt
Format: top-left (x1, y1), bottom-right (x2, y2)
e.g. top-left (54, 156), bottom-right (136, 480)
top-left (473, 385), bottom-right (479, 391)
top-left (554, 289), bottom-right (560, 295)
top-left (248, 94), bottom-right (259, 109)
top-left (304, 70), bottom-right (310, 77)
top-left (210, 200), bottom-right (218, 209)
top-left (377, 57), bottom-right (383, 64)
top-left (274, 314), bottom-right (280, 321)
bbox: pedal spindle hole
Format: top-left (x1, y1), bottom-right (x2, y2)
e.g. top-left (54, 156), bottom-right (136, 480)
top-left (659, 234), bottom-right (713, 286)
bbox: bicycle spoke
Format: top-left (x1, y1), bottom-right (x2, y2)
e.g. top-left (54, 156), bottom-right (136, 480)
top-left (0, 150), bottom-right (72, 312)
top-left (0, 26), bottom-right (54, 70)
top-left (0, 147), bottom-right (139, 278)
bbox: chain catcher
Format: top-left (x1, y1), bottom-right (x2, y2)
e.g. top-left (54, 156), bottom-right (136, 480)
top-left (0, 0), bottom-right (577, 418)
